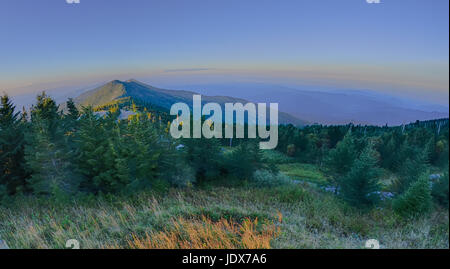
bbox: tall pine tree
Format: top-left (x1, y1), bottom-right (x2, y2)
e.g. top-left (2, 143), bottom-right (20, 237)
top-left (0, 95), bottom-right (28, 194)
top-left (25, 94), bottom-right (78, 196)
top-left (340, 142), bottom-right (381, 207)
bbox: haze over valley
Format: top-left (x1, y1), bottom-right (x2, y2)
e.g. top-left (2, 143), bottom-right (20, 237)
top-left (8, 79), bottom-right (448, 126)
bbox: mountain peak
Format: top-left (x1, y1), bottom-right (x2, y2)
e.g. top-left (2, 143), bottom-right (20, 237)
top-left (74, 80), bottom-right (307, 126)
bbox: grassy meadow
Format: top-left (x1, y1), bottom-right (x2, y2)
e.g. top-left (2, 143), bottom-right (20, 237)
top-left (1, 162), bottom-right (448, 249)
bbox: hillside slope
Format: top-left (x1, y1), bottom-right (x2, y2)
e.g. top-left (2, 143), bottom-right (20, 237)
top-left (75, 79), bottom-right (307, 126)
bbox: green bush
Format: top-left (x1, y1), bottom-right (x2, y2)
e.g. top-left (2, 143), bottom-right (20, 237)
top-left (393, 173), bottom-right (432, 218)
top-left (225, 141), bottom-right (263, 180)
top-left (261, 150), bottom-right (294, 164)
top-left (432, 171), bottom-right (449, 208)
top-left (251, 169), bottom-right (293, 188)
top-left (165, 160), bottom-right (195, 188)
top-left (182, 137), bottom-right (223, 184)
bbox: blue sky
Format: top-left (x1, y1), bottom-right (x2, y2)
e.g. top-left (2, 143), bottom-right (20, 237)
top-left (0, 0), bottom-right (448, 104)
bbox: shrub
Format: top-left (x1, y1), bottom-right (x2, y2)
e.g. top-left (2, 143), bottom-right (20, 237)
top-left (261, 150), bottom-right (294, 164)
top-left (432, 171), bottom-right (449, 208)
top-left (392, 145), bottom-right (430, 194)
top-left (165, 161), bottom-right (195, 188)
top-left (226, 141), bottom-right (263, 180)
top-left (325, 133), bottom-right (358, 178)
top-left (393, 173), bottom-right (432, 218)
top-left (251, 169), bottom-right (292, 188)
top-left (286, 144), bottom-right (296, 157)
top-left (182, 137), bottom-right (223, 184)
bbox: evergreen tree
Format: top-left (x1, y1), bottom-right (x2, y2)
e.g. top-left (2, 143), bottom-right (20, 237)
top-left (66, 98), bottom-right (79, 121)
top-left (24, 114), bottom-right (78, 196)
top-left (124, 114), bottom-right (164, 190)
top-left (393, 173), bottom-right (432, 217)
top-left (182, 137), bottom-right (223, 184)
top-left (30, 92), bottom-right (60, 138)
top-left (328, 126), bottom-right (345, 149)
top-left (226, 140), bottom-right (263, 180)
top-left (340, 143), bottom-right (381, 207)
top-left (325, 133), bottom-right (358, 189)
top-left (392, 143), bottom-right (430, 194)
top-left (61, 99), bottom-right (80, 155)
top-left (0, 95), bottom-right (28, 194)
top-left (76, 107), bottom-right (116, 193)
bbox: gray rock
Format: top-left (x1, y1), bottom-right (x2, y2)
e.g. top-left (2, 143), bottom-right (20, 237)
top-left (0, 239), bottom-right (9, 249)
top-left (176, 144), bottom-right (185, 150)
top-left (322, 186), bottom-right (340, 194)
top-left (367, 191), bottom-right (395, 201)
top-left (429, 174), bottom-right (441, 181)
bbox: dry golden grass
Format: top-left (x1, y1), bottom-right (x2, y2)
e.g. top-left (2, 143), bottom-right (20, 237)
top-left (125, 215), bottom-right (280, 249)
top-left (1, 187), bottom-right (448, 249)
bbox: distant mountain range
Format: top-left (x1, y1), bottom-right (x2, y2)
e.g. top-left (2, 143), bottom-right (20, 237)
top-left (74, 79), bottom-right (307, 125)
top-left (10, 80), bottom-right (448, 126)
top-left (164, 82), bottom-right (449, 126)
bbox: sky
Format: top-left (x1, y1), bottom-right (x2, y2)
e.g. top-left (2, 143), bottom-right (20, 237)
top-left (0, 0), bottom-right (448, 105)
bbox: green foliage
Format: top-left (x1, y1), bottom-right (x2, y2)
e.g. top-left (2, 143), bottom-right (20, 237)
top-left (325, 133), bottom-right (358, 188)
top-left (251, 169), bottom-right (292, 187)
top-left (0, 184), bottom-right (7, 203)
top-left (182, 137), bottom-right (223, 184)
top-left (0, 95), bottom-right (28, 194)
top-left (66, 98), bottom-right (79, 121)
top-left (393, 173), bottom-right (432, 218)
top-left (75, 107), bottom-right (117, 193)
top-left (261, 149), bottom-right (294, 164)
top-left (277, 163), bottom-right (327, 185)
top-left (432, 171), bottom-right (449, 208)
top-left (30, 92), bottom-right (60, 135)
top-left (25, 115), bottom-right (79, 196)
top-left (1, 90), bottom-right (449, 223)
top-left (225, 140), bottom-right (263, 180)
top-left (266, 185), bottom-right (311, 203)
top-left (433, 139), bottom-right (449, 168)
top-left (286, 144), bottom-right (296, 157)
top-left (392, 143), bottom-right (430, 194)
top-left (326, 133), bottom-right (357, 177)
top-left (75, 108), bottom-right (182, 194)
top-left (340, 143), bottom-right (381, 207)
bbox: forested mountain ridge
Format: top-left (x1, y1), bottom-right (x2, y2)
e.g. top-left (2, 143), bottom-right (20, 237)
top-left (74, 79), bottom-right (307, 126)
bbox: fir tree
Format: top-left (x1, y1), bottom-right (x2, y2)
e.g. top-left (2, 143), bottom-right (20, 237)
top-left (24, 114), bottom-right (78, 196)
top-left (182, 136), bottom-right (223, 184)
top-left (125, 114), bottom-right (162, 190)
top-left (0, 95), bottom-right (28, 194)
top-left (30, 92), bottom-right (61, 138)
top-left (393, 173), bottom-right (432, 217)
top-left (75, 107), bottom-right (112, 193)
top-left (325, 133), bottom-right (358, 190)
top-left (392, 143), bottom-right (430, 194)
top-left (340, 142), bottom-right (381, 207)
top-left (66, 98), bottom-right (79, 121)
top-left (227, 140), bottom-right (263, 180)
